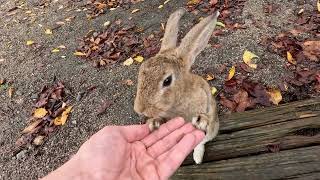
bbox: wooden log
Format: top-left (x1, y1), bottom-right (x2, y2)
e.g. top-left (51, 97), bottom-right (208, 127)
top-left (173, 146), bottom-right (320, 180)
top-left (183, 98), bottom-right (320, 165)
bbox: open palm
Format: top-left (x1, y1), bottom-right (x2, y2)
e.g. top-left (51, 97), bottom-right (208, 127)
top-left (43, 118), bottom-right (204, 180)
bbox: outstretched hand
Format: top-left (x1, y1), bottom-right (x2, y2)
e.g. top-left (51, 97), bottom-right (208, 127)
top-left (43, 118), bottom-right (205, 180)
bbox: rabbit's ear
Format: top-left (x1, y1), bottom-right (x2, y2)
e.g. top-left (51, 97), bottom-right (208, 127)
top-left (159, 8), bottom-right (186, 53)
top-left (177, 11), bottom-right (219, 69)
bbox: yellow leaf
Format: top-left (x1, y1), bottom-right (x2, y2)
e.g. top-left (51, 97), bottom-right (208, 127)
top-left (134, 55), bottom-right (144, 63)
top-left (164, 0), bottom-right (170, 4)
top-left (158, 5), bottom-right (164, 9)
top-left (8, 87), bottom-right (14, 98)
top-left (51, 48), bottom-right (60, 53)
top-left (267, 89), bottom-right (282, 105)
top-left (243, 50), bottom-right (258, 69)
top-left (74, 51), bottom-right (86, 56)
top-left (318, 0), bottom-right (320, 12)
top-left (211, 87), bottom-right (217, 95)
top-left (216, 21), bottom-right (225, 27)
top-left (286, 51), bottom-right (296, 64)
top-left (227, 66), bottom-right (235, 80)
top-left (131, 9), bottom-right (140, 14)
top-left (33, 108), bottom-right (48, 118)
top-left (54, 106), bottom-right (73, 126)
top-left (45, 29), bottom-right (53, 35)
top-left (123, 57), bottom-right (134, 66)
top-left (26, 40), bottom-right (34, 46)
top-left (206, 74), bottom-right (215, 81)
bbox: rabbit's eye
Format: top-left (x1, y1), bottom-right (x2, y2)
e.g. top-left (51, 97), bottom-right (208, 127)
top-left (163, 75), bottom-right (172, 87)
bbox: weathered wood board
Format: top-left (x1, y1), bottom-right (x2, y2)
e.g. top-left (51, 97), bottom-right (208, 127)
top-left (174, 98), bottom-right (320, 179)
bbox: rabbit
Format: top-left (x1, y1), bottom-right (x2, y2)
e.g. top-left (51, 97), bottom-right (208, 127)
top-left (134, 8), bottom-right (220, 164)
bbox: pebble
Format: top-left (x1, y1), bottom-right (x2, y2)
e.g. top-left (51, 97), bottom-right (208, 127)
top-left (16, 150), bottom-right (27, 160)
top-left (71, 120), bottom-right (77, 125)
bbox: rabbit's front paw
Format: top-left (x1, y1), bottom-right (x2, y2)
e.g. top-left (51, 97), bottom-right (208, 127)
top-left (192, 114), bottom-right (209, 132)
top-left (146, 118), bottom-right (162, 131)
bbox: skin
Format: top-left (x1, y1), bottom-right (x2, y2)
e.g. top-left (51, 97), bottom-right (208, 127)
top-left (42, 117), bottom-right (205, 180)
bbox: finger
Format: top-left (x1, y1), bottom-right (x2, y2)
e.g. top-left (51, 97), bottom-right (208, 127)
top-left (147, 123), bottom-right (195, 158)
top-left (141, 117), bottom-right (185, 147)
top-left (99, 124), bottom-right (150, 142)
top-left (157, 130), bottom-right (205, 179)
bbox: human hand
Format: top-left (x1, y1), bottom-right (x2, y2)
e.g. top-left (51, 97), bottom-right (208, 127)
top-left (42, 117), bottom-right (205, 180)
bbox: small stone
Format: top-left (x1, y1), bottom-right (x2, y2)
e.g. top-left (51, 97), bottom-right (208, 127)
top-left (71, 120), bottom-right (77, 125)
top-left (31, 94), bottom-right (38, 100)
top-left (16, 150), bottom-right (27, 160)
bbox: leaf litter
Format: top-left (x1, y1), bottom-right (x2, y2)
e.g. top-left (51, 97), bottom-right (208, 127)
top-left (16, 82), bottom-right (73, 149)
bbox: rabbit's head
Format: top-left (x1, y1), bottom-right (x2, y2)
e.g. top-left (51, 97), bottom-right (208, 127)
top-left (134, 8), bottom-right (219, 118)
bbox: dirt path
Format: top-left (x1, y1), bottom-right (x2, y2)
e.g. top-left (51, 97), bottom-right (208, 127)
top-left (0, 0), bottom-right (318, 179)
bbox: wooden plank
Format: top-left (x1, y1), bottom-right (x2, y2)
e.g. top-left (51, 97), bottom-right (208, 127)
top-left (173, 146), bottom-right (320, 180)
top-left (183, 98), bottom-right (320, 165)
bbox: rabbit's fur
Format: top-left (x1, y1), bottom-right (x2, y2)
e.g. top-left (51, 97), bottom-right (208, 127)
top-left (134, 8), bottom-right (220, 164)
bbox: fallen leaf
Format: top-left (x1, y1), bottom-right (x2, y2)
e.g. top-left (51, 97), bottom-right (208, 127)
top-left (51, 48), bottom-right (60, 53)
top-left (267, 89), bottom-right (282, 105)
top-left (26, 40), bottom-right (34, 46)
top-left (134, 55), bottom-right (144, 62)
top-left (158, 5), bottom-right (164, 8)
top-left (131, 9), bottom-right (140, 13)
top-left (211, 87), bottom-right (217, 95)
top-left (123, 57), bottom-right (134, 66)
top-left (8, 87), bottom-right (14, 98)
top-left (97, 100), bottom-right (113, 115)
top-left (54, 106), bottom-right (73, 126)
top-left (216, 21), bottom-right (225, 27)
top-left (318, 0), bottom-right (320, 12)
top-left (33, 108), bottom-right (48, 118)
top-left (45, 29), bottom-right (53, 35)
top-left (74, 51), bottom-right (86, 56)
top-left (22, 119), bottom-right (42, 134)
top-left (219, 95), bottom-right (236, 111)
top-left (302, 41), bottom-right (320, 61)
top-left (298, 8), bottom-right (304, 14)
top-left (243, 50), bottom-right (258, 69)
top-left (227, 66), bottom-right (236, 80)
top-left (286, 51), bottom-right (296, 64)
top-left (33, 135), bottom-right (45, 146)
top-left (123, 79), bottom-right (134, 86)
top-left (164, 0), bottom-right (170, 4)
top-left (206, 74), bottom-right (215, 81)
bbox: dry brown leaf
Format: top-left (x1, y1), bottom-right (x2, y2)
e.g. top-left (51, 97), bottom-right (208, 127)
top-left (33, 108), bottom-right (48, 118)
top-left (302, 41), bottom-right (320, 61)
top-left (22, 119), bottom-right (42, 134)
top-left (206, 74), bottom-right (215, 81)
top-left (74, 51), bottom-right (86, 56)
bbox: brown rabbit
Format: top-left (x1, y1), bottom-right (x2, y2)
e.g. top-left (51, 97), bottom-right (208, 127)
top-left (134, 8), bottom-right (220, 164)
